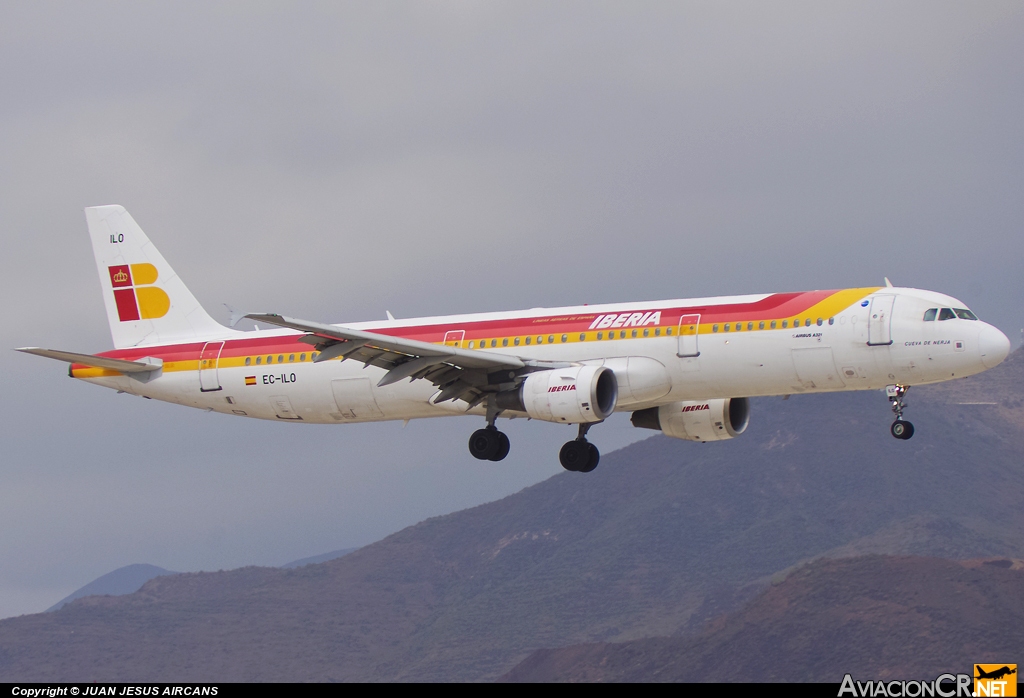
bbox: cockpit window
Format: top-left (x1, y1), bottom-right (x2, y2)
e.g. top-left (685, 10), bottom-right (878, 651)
top-left (938, 308), bottom-right (956, 321)
top-left (923, 308), bottom-right (937, 322)
top-left (954, 308), bottom-right (978, 320)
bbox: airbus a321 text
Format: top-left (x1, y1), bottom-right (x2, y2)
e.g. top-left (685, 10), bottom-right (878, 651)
top-left (17, 206), bottom-right (1011, 472)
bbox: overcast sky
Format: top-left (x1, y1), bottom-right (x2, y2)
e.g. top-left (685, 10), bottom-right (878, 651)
top-left (2, 2), bottom-right (1022, 618)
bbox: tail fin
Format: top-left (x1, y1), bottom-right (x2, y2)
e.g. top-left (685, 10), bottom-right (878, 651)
top-left (85, 205), bottom-right (227, 348)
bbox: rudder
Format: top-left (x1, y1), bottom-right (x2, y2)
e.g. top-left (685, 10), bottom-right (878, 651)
top-left (86, 205), bottom-right (228, 348)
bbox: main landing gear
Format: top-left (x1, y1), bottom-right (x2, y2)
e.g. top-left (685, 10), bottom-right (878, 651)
top-left (469, 426), bottom-right (511, 461)
top-left (558, 423), bottom-right (600, 473)
top-left (466, 413), bottom-right (601, 473)
top-left (887, 384), bottom-right (915, 440)
top-left (469, 400), bottom-right (511, 461)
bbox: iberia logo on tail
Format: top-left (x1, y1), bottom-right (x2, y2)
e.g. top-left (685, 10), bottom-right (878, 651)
top-left (108, 264), bottom-right (170, 321)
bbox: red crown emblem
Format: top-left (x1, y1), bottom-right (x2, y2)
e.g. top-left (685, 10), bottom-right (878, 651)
top-left (112, 270), bottom-right (128, 283)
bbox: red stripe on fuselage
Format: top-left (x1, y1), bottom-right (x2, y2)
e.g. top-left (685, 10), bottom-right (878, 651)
top-left (85, 290), bottom-right (842, 365)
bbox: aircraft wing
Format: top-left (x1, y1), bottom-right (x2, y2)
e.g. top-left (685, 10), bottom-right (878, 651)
top-left (246, 313), bottom-right (556, 407)
top-left (15, 347), bottom-right (163, 373)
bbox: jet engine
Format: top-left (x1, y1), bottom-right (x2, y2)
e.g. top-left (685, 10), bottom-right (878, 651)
top-left (631, 397), bottom-right (750, 442)
top-left (496, 365), bottom-right (617, 423)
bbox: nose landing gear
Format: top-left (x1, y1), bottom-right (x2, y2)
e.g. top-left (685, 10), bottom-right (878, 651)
top-left (559, 423), bottom-right (601, 473)
top-left (887, 384), bottom-right (915, 440)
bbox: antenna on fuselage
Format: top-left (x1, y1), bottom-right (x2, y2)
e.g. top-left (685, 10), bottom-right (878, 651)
top-left (884, 277), bottom-right (894, 287)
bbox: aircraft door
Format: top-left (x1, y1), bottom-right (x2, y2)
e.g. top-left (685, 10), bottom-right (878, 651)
top-left (269, 395), bottom-right (302, 420)
top-left (199, 341), bottom-right (225, 392)
top-left (331, 378), bottom-right (384, 420)
top-left (867, 295), bottom-right (896, 346)
top-left (443, 330), bottom-right (465, 348)
top-left (791, 347), bottom-right (846, 390)
top-left (677, 314), bottom-right (700, 357)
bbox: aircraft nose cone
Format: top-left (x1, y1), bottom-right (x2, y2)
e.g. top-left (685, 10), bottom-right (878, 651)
top-left (979, 324), bottom-right (1011, 369)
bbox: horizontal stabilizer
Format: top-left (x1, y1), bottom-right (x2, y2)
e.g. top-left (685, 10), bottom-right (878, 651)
top-left (15, 347), bottom-right (163, 373)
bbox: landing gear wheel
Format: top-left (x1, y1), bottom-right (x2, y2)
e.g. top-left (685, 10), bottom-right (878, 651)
top-left (489, 431), bottom-right (511, 461)
top-left (890, 420), bottom-right (915, 440)
top-left (578, 443), bottom-right (600, 473)
top-left (469, 427), bottom-right (501, 460)
top-left (559, 440), bottom-right (591, 472)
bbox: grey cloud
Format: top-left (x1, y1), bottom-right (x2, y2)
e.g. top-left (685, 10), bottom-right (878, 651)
top-left (1, 2), bottom-right (1022, 618)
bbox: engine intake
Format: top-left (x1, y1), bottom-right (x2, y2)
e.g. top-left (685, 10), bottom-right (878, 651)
top-left (631, 397), bottom-right (750, 442)
top-left (496, 365), bottom-right (617, 423)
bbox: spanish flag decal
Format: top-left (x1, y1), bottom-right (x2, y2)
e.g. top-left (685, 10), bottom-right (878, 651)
top-left (245, 376), bottom-right (257, 386)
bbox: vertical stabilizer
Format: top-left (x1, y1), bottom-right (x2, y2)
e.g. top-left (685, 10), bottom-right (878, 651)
top-left (85, 205), bottom-right (229, 348)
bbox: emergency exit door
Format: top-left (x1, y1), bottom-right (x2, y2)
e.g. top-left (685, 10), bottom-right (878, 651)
top-left (199, 341), bottom-right (224, 392)
top-left (677, 314), bottom-right (700, 357)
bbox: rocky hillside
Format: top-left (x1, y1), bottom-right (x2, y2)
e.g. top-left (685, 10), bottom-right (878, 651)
top-left (503, 555), bottom-right (1024, 682)
top-left (1, 351), bottom-right (1022, 682)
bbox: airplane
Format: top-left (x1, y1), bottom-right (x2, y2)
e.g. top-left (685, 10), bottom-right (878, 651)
top-left (975, 666), bottom-right (1016, 681)
top-left (17, 205), bottom-right (1011, 473)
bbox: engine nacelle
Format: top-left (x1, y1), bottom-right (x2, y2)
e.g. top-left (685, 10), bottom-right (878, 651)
top-left (631, 398), bottom-right (750, 442)
top-left (496, 365), bottom-right (617, 423)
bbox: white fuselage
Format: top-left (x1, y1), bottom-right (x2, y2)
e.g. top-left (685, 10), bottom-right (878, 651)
top-left (77, 286), bottom-right (1008, 426)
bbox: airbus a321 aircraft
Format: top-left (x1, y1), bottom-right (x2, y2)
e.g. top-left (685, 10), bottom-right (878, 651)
top-left (18, 206), bottom-right (1011, 472)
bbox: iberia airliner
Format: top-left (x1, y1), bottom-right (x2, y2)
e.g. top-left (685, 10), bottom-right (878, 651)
top-left (17, 206), bottom-right (1011, 472)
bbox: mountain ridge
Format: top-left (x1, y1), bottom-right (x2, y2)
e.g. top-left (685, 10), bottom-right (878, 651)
top-left (503, 554), bottom-right (1024, 682)
top-left (2, 350), bottom-right (1021, 681)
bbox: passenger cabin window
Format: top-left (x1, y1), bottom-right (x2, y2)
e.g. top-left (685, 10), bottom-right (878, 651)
top-left (923, 308), bottom-right (937, 321)
top-left (955, 308), bottom-right (978, 320)
top-left (245, 357), bottom-right (251, 366)
top-left (561, 334), bottom-right (568, 343)
top-left (938, 308), bottom-right (956, 321)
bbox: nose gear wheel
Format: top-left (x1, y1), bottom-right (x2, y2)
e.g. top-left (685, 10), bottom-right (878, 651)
top-left (890, 420), bottom-right (914, 440)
